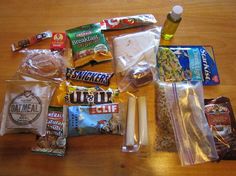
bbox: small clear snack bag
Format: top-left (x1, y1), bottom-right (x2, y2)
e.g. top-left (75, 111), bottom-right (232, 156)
top-left (157, 81), bottom-right (219, 165)
top-left (17, 49), bottom-right (67, 82)
top-left (113, 27), bottom-right (161, 92)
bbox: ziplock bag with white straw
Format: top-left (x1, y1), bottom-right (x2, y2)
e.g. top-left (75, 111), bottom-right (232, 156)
top-left (158, 81), bottom-right (218, 166)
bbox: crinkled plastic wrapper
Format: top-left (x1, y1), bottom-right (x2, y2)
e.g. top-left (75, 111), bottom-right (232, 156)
top-left (113, 27), bottom-right (161, 92)
top-left (0, 80), bottom-right (55, 136)
top-left (17, 49), bottom-right (66, 82)
top-left (205, 97), bottom-right (236, 160)
top-left (66, 103), bottom-right (125, 136)
top-left (32, 106), bottom-right (67, 157)
top-left (157, 81), bottom-right (219, 165)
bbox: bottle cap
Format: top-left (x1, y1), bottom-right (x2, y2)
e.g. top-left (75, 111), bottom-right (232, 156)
top-left (171, 5), bottom-right (183, 21)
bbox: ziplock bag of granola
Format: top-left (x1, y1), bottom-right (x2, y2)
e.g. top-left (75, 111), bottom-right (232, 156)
top-left (158, 81), bottom-right (218, 165)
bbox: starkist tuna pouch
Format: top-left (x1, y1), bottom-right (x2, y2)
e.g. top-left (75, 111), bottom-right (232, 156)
top-left (157, 46), bottom-right (220, 85)
top-left (66, 23), bottom-right (113, 68)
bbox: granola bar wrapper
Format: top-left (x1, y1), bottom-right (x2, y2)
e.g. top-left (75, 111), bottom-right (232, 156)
top-left (0, 80), bottom-right (55, 136)
top-left (205, 97), bottom-right (236, 160)
top-left (32, 106), bottom-right (67, 157)
top-left (66, 23), bottom-right (113, 68)
top-left (66, 103), bottom-right (125, 136)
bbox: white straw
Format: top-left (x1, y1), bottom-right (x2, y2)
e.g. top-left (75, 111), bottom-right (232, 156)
top-left (138, 96), bottom-right (148, 145)
top-left (125, 96), bottom-right (136, 146)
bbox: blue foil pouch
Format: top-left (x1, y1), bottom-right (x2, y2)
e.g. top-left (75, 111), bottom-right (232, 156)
top-left (67, 103), bottom-right (124, 136)
top-left (157, 46), bottom-right (220, 85)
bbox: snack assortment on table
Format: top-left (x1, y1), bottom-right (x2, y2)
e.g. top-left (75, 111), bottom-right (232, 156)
top-left (0, 11), bottom-right (230, 166)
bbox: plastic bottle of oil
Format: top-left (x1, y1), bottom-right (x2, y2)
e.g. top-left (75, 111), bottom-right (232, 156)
top-left (161, 5), bottom-right (183, 40)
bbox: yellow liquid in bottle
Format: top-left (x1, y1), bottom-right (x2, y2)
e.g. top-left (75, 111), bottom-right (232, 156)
top-left (161, 14), bottom-right (181, 40)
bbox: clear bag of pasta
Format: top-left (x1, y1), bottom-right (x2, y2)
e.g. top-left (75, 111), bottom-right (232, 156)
top-left (156, 81), bottom-right (219, 165)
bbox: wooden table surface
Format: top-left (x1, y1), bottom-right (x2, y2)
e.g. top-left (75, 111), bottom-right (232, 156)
top-left (0, 0), bottom-right (236, 175)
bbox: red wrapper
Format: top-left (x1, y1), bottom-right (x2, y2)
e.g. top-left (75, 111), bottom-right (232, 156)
top-left (100, 14), bottom-right (157, 31)
top-left (11, 31), bottom-right (52, 52)
top-left (50, 32), bottom-right (67, 51)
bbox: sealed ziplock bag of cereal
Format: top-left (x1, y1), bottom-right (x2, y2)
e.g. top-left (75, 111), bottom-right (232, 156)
top-left (157, 81), bottom-right (218, 165)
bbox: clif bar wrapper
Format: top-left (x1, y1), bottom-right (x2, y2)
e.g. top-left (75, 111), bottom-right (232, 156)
top-left (65, 85), bottom-right (119, 105)
top-left (67, 104), bottom-right (124, 136)
top-left (157, 46), bottom-right (220, 85)
top-left (11, 31), bottom-right (52, 52)
top-left (66, 68), bottom-right (113, 86)
top-left (100, 14), bottom-right (157, 31)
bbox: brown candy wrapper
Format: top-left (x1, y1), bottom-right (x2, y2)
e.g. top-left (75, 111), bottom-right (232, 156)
top-left (32, 106), bottom-right (66, 157)
top-left (0, 80), bottom-right (55, 136)
top-left (205, 96), bottom-right (236, 160)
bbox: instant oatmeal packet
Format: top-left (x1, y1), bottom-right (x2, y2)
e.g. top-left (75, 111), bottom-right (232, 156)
top-left (0, 80), bottom-right (55, 136)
